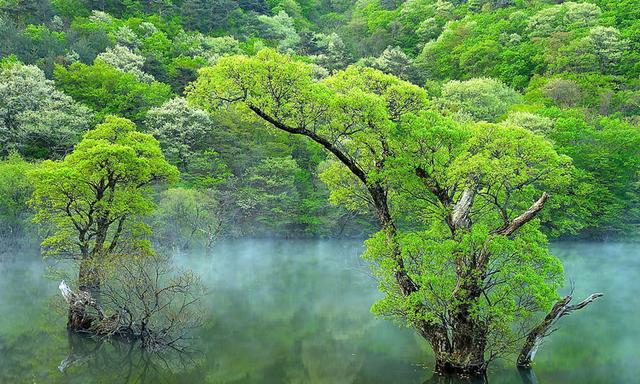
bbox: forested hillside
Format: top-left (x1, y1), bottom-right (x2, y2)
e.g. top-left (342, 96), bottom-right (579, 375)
top-left (1, 0), bottom-right (639, 241)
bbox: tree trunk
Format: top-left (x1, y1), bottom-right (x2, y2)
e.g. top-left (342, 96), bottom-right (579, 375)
top-left (78, 257), bottom-right (101, 297)
top-left (68, 255), bottom-right (102, 333)
top-left (60, 280), bottom-right (104, 332)
top-left (414, 304), bottom-right (488, 376)
top-left (431, 311), bottom-right (488, 375)
top-left (434, 357), bottom-right (487, 377)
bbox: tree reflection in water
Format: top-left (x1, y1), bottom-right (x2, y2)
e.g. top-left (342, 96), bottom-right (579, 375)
top-left (58, 332), bottom-right (201, 383)
top-left (423, 368), bottom-right (540, 384)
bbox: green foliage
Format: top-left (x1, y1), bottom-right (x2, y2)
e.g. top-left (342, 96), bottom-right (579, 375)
top-left (53, 60), bottom-right (172, 122)
top-left (28, 116), bottom-right (178, 258)
top-left (191, 49), bottom-right (578, 360)
top-left (364, 222), bottom-right (564, 345)
top-left (0, 153), bottom-right (35, 236)
top-left (235, 156), bottom-right (303, 232)
top-left (96, 44), bottom-right (155, 82)
top-left (145, 97), bottom-right (216, 169)
top-left (356, 46), bottom-right (419, 83)
top-left (440, 77), bottom-right (521, 122)
top-left (0, 61), bottom-right (93, 158)
top-left (258, 10), bottom-right (300, 52)
top-left (153, 187), bottom-right (221, 249)
top-left (538, 109), bottom-right (640, 236)
top-left (1, 0), bottom-right (637, 373)
top-left (0, 0), bottom-right (638, 242)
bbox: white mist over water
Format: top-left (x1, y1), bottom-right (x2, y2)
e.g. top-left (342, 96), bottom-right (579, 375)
top-left (0, 239), bottom-right (638, 383)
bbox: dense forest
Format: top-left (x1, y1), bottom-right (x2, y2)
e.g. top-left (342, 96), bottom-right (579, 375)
top-left (1, 0), bottom-right (639, 242)
top-left (0, 0), bottom-right (638, 381)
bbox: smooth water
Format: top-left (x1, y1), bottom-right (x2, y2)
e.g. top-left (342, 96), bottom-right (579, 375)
top-left (0, 240), bottom-right (638, 383)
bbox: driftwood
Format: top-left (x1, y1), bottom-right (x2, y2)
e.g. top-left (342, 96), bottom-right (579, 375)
top-left (517, 292), bottom-right (603, 368)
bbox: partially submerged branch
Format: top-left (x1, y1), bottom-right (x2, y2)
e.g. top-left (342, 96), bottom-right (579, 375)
top-left (58, 255), bottom-right (204, 352)
top-left (517, 292), bottom-right (603, 368)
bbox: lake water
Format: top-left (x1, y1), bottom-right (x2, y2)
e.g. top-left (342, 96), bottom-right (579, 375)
top-left (0, 240), bottom-right (638, 383)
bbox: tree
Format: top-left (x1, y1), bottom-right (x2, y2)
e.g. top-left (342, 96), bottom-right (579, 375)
top-left (0, 61), bottom-right (93, 158)
top-left (153, 187), bottom-right (222, 250)
top-left (257, 10), bottom-right (300, 52)
top-left (29, 116), bottom-right (178, 295)
top-left (357, 45), bottom-right (419, 83)
top-left (235, 156), bottom-right (304, 234)
top-left (181, 0), bottom-right (239, 33)
top-left (504, 111), bottom-right (553, 133)
top-left (188, 49), bottom-right (601, 376)
top-left (308, 32), bottom-right (349, 73)
top-left (0, 153), bottom-right (35, 237)
top-left (145, 97), bottom-right (215, 170)
top-left (96, 45), bottom-right (155, 82)
top-left (440, 77), bottom-right (521, 122)
top-left (59, 253), bottom-right (204, 350)
top-left (586, 26), bottom-right (628, 73)
top-left (538, 111), bottom-right (640, 237)
top-left (53, 60), bottom-right (172, 122)
top-left (542, 78), bottom-right (582, 108)
top-left (527, 2), bottom-right (601, 38)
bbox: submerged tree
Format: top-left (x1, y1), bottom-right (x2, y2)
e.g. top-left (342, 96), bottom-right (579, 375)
top-left (189, 49), bottom-right (601, 375)
top-left (29, 116), bottom-right (178, 295)
top-left (59, 253), bottom-right (204, 351)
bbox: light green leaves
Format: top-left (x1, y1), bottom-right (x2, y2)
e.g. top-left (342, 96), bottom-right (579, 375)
top-left (28, 116), bottom-right (178, 258)
top-left (440, 77), bottom-right (522, 122)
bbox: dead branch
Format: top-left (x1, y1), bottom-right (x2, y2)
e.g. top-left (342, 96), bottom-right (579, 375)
top-left (517, 292), bottom-right (603, 368)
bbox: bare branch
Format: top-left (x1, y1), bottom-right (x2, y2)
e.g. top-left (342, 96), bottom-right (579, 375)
top-left (494, 192), bottom-right (549, 236)
top-left (450, 188), bottom-right (476, 231)
top-left (517, 292), bottom-right (603, 368)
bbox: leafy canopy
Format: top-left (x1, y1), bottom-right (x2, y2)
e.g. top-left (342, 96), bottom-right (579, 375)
top-left (189, 49), bottom-right (575, 354)
top-left (29, 116), bottom-right (178, 259)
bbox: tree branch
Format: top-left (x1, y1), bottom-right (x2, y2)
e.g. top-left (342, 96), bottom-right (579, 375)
top-left (249, 105), bottom-right (369, 185)
top-left (494, 192), bottom-right (549, 236)
top-left (248, 105), bottom-right (421, 296)
top-left (415, 167), bottom-right (451, 205)
top-left (517, 292), bottom-right (603, 368)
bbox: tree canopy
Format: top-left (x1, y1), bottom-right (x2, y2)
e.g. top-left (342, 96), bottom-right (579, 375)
top-left (188, 49), bottom-right (587, 373)
top-left (29, 116), bottom-right (178, 289)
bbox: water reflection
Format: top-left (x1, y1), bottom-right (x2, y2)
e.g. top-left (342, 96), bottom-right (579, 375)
top-left (421, 368), bottom-right (539, 384)
top-left (58, 333), bottom-right (201, 383)
top-left (0, 240), bottom-right (638, 383)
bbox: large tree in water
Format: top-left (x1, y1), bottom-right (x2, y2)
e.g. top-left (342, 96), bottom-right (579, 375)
top-left (29, 116), bottom-right (178, 294)
top-left (189, 49), bottom-right (601, 375)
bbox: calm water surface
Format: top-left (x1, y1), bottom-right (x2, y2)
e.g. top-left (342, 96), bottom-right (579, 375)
top-left (0, 240), bottom-right (638, 383)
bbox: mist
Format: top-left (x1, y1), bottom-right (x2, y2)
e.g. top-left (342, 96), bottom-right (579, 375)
top-left (0, 238), bottom-right (637, 383)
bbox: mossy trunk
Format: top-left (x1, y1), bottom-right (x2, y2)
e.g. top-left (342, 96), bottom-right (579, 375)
top-left (78, 257), bottom-right (101, 296)
top-left (419, 274), bottom-right (489, 377)
top-left (428, 322), bottom-right (488, 377)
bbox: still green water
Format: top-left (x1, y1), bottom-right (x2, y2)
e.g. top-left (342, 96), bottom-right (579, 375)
top-left (0, 240), bottom-right (638, 383)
